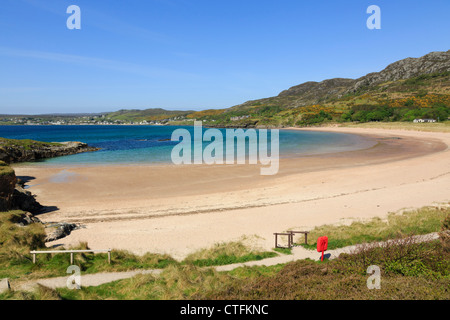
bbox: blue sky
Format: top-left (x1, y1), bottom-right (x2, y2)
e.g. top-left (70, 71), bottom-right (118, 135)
top-left (0, 0), bottom-right (449, 114)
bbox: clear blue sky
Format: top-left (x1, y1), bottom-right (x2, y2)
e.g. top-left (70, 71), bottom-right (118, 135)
top-left (0, 0), bottom-right (449, 114)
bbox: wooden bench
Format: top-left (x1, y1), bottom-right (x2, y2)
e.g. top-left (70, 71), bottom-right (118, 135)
top-left (30, 249), bottom-right (112, 264)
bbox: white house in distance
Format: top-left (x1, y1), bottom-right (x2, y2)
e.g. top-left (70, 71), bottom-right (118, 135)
top-left (413, 119), bottom-right (437, 123)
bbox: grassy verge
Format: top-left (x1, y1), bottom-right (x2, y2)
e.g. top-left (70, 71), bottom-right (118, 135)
top-left (0, 211), bottom-right (176, 282)
top-left (2, 206), bottom-right (448, 300)
top-left (31, 221), bottom-right (450, 300)
top-left (273, 247), bottom-right (292, 255)
top-left (0, 138), bottom-right (62, 150)
top-left (300, 205), bottom-right (449, 250)
top-left (182, 240), bottom-right (278, 267)
top-left (340, 121), bottom-right (450, 132)
top-left (0, 161), bottom-right (14, 176)
top-left (202, 239), bottom-right (449, 300)
top-left (52, 263), bottom-right (286, 300)
top-left (0, 212), bottom-right (279, 285)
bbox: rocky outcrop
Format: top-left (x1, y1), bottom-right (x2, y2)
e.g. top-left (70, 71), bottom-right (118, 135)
top-left (9, 211), bottom-right (42, 226)
top-left (279, 78), bottom-right (354, 98)
top-left (0, 141), bottom-right (100, 164)
top-left (350, 50), bottom-right (450, 92)
top-left (0, 161), bottom-right (16, 212)
top-left (0, 161), bottom-right (81, 242)
top-left (11, 185), bottom-right (43, 214)
top-left (45, 222), bottom-right (81, 242)
top-left (0, 161), bottom-right (43, 213)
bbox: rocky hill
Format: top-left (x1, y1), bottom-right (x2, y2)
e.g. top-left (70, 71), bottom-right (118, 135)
top-left (232, 50), bottom-right (450, 110)
top-left (350, 50), bottom-right (450, 93)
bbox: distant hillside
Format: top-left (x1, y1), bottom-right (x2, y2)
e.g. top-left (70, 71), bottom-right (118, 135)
top-left (231, 50), bottom-right (450, 111)
top-left (2, 50), bottom-right (449, 128)
top-left (181, 50), bottom-right (447, 128)
top-left (105, 108), bottom-right (194, 122)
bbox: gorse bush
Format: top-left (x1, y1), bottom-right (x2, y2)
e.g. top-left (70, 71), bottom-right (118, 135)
top-left (335, 237), bottom-right (449, 279)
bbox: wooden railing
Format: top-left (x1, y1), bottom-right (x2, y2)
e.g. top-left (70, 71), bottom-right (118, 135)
top-left (274, 231), bottom-right (310, 249)
top-left (30, 249), bottom-right (112, 264)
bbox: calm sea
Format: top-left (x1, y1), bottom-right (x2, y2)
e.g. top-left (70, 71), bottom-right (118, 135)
top-left (0, 125), bottom-right (373, 166)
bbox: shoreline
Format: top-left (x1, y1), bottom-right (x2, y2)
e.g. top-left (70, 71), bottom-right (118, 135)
top-left (10, 127), bottom-right (377, 169)
top-left (12, 126), bottom-right (450, 260)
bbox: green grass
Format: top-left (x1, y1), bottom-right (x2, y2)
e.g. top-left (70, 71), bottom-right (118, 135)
top-left (300, 205), bottom-right (449, 250)
top-left (27, 243), bottom-right (177, 278)
top-left (0, 211), bottom-right (177, 282)
top-left (0, 284), bottom-right (63, 300)
top-left (37, 235), bottom-right (450, 300)
top-left (0, 211), bottom-right (47, 274)
top-left (2, 206), bottom-right (449, 300)
top-left (203, 239), bottom-right (449, 300)
top-left (0, 138), bottom-right (62, 150)
top-left (182, 240), bottom-right (278, 267)
top-left (53, 262), bottom-right (286, 300)
top-left (340, 121), bottom-right (450, 132)
top-left (273, 247), bottom-right (292, 255)
top-left (187, 252), bottom-right (277, 267)
top-left (0, 212), bottom-right (281, 289)
top-left (0, 161), bottom-right (14, 176)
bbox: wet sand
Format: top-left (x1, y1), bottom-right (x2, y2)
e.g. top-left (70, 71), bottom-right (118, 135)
top-left (13, 127), bottom-right (450, 260)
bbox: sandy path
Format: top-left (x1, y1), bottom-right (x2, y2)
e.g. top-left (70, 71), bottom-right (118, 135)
top-left (12, 127), bottom-right (450, 260)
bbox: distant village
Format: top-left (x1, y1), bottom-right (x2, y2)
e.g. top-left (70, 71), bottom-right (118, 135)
top-left (0, 115), bottom-right (194, 126)
top-left (0, 113), bottom-right (442, 126)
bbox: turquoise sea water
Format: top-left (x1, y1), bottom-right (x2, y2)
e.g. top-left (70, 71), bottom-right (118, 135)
top-left (0, 125), bottom-right (374, 166)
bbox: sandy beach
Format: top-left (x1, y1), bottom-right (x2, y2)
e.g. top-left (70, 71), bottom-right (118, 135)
top-left (12, 127), bottom-right (450, 260)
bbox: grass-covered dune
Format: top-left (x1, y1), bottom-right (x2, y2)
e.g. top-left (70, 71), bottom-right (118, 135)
top-left (0, 160), bottom-right (14, 176)
top-left (0, 210), bottom-right (282, 300)
top-left (299, 205), bottom-right (450, 250)
top-left (1, 205), bottom-right (448, 300)
top-left (0, 161), bottom-right (16, 211)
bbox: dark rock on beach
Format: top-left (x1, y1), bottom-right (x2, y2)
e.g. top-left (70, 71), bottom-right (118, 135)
top-left (11, 185), bottom-right (43, 214)
top-left (0, 159), bottom-right (82, 242)
top-left (9, 211), bottom-right (42, 226)
top-left (45, 222), bottom-right (81, 242)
